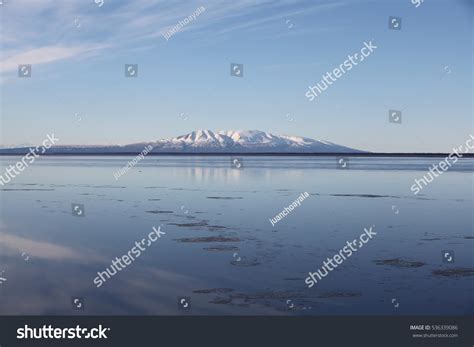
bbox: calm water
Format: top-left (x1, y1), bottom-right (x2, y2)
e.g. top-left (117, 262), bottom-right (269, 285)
top-left (0, 156), bottom-right (473, 315)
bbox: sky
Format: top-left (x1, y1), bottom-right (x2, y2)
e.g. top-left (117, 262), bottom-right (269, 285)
top-left (0, 0), bottom-right (472, 152)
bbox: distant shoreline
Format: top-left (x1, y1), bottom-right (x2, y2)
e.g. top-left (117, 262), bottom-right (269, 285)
top-left (0, 152), bottom-right (472, 157)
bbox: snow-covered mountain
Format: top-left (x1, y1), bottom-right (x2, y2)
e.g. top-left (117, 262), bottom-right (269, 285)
top-left (0, 130), bottom-right (363, 154)
top-left (148, 130), bottom-right (362, 153)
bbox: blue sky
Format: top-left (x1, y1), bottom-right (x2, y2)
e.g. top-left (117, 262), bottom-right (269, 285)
top-left (0, 0), bottom-right (472, 152)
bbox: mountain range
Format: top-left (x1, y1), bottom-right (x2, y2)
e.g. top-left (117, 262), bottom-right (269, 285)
top-left (0, 130), bottom-right (363, 154)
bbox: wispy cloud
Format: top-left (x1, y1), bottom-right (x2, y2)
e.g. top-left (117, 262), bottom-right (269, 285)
top-left (0, 45), bottom-right (107, 73)
top-left (213, 1), bottom-right (346, 36)
top-left (0, 0), bottom-right (348, 74)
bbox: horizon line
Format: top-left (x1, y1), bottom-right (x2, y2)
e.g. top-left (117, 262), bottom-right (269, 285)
top-left (0, 152), bottom-right (473, 158)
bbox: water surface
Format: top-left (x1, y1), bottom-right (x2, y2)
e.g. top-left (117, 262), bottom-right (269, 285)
top-left (0, 156), bottom-right (472, 315)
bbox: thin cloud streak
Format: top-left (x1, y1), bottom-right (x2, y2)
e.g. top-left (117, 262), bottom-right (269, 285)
top-left (0, 0), bottom-right (347, 73)
top-left (0, 45), bottom-right (108, 73)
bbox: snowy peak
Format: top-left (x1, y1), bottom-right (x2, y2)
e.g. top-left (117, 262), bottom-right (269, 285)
top-left (218, 130), bottom-right (278, 145)
top-left (172, 130), bottom-right (233, 147)
top-left (150, 130), bottom-right (361, 153)
top-left (179, 130), bottom-right (215, 142)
